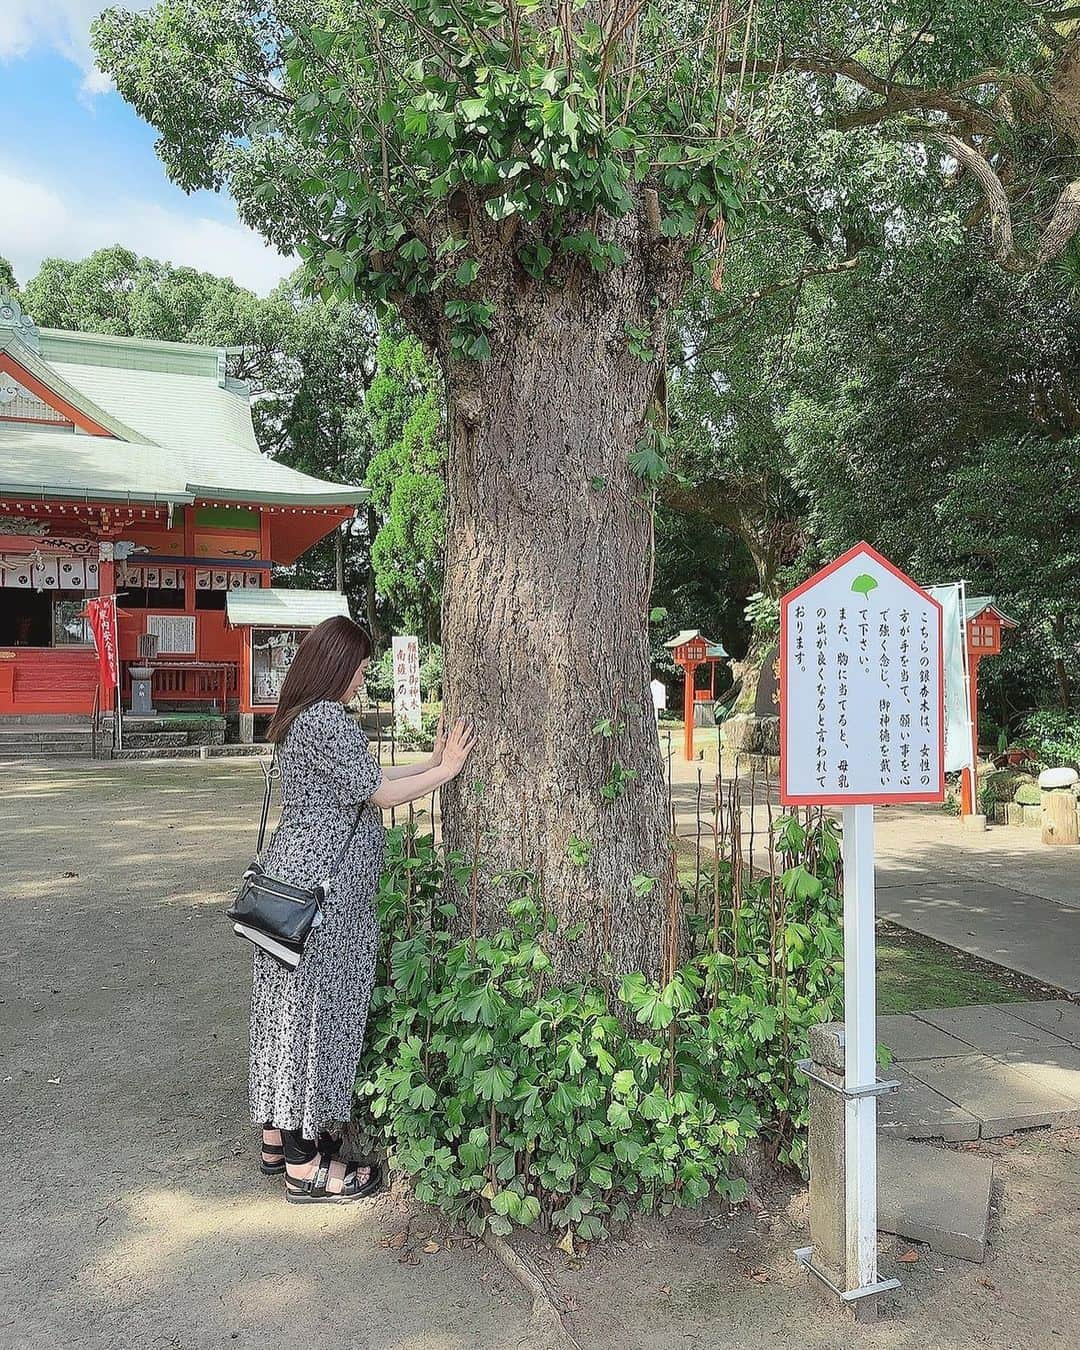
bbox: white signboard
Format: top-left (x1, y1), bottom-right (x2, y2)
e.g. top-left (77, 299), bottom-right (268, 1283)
top-left (147, 614), bottom-right (196, 656)
top-left (780, 542), bottom-right (944, 807)
top-left (392, 635), bottom-right (422, 731)
top-left (650, 678), bottom-right (667, 718)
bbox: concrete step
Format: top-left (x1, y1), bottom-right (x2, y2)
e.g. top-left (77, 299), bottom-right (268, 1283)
top-left (0, 749), bottom-right (97, 762)
top-left (0, 731), bottom-right (94, 747)
top-left (0, 715), bottom-right (89, 726)
top-left (121, 732), bottom-right (189, 750)
top-left (110, 744), bottom-right (267, 762)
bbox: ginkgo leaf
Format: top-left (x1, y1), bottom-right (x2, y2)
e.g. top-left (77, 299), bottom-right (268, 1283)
top-left (851, 573), bottom-right (879, 596)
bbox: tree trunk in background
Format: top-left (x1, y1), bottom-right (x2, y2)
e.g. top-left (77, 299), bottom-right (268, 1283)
top-left (437, 252), bottom-right (680, 984)
top-left (364, 506), bottom-right (381, 648)
top-left (335, 525), bottom-right (346, 593)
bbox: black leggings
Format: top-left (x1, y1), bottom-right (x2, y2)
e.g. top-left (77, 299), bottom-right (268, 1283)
top-left (266, 1123), bottom-right (333, 1166)
top-left (280, 1130), bottom-right (315, 1165)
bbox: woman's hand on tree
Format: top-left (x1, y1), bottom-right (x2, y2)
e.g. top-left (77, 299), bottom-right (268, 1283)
top-left (441, 718), bottom-right (476, 777)
top-left (430, 712), bottom-right (446, 766)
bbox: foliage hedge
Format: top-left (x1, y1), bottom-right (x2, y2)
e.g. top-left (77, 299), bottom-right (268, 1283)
top-left (1018, 710), bottom-right (1080, 770)
top-left (353, 816), bottom-right (843, 1245)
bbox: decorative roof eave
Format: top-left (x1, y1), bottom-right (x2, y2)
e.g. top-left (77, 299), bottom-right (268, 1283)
top-left (0, 331), bottom-right (149, 444)
top-left (664, 628), bottom-right (728, 656)
top-left (0, 478), bottom-right (195, 506)
top-left (188, 483), bottom-right (368, 508)
top-left (964, 595), bottom-right (1019, 628)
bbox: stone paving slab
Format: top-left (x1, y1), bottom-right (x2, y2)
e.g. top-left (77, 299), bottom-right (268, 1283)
top-left (878, 1013), bottom-right (976, 1060)
top-left (1004, 999), bottom-right (1080, 1043)
top-left (903, 1053), bottom-right (1080, 1138)
top-left (878, 1136), bottom-right (993, 1263)
top-left (877, 1066), bottom-right (980, 1142)
top-left (912, 1004), bottom-right (1073, 1055)
top-left (875, 879), bottom-right (1080, 994)
top-left (993, 1046), bottom-right (1080, 1106)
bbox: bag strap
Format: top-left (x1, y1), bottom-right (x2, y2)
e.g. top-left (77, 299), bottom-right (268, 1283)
top-left (257, 753), bottom-right (362, 876)
top-left (257, 755), bottom-right (280, 853)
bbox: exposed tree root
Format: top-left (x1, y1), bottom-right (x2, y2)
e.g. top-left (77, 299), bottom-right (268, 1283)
top-left (483, 1231), bottom-right (584, 1350)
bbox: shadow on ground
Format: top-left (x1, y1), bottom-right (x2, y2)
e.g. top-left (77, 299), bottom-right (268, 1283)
top-left (1, 760), bottom-right (1078, 1350)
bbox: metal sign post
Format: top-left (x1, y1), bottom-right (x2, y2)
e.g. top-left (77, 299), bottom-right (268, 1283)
top-left (842, 802), bottom-right (879, 1296)
top-left (780, 541), bottom-right (945, 1310)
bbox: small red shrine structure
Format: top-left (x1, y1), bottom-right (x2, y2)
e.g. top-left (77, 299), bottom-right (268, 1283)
top-left (664, 629), bottom-right (729, 760)
top-left (0, 295), bottom-right (365, 722)
top-left (959, 596), bottom-right (1018, 814)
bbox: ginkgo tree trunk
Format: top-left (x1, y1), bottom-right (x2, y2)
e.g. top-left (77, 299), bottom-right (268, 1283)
top-left (96, 0), bottom-right (1080, 981)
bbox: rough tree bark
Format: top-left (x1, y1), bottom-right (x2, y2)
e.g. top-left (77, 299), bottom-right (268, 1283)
top-left (429, 212), bottom-right (687, 984)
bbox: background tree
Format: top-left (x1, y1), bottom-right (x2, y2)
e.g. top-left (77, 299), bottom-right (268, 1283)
top-left (96, 1), bottom-right (1080, 981)
top-left (357, 332), bottom-right (446, 643)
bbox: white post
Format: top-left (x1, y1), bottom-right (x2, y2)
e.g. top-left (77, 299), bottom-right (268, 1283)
top-left (842, 803), bottom-right (877, 1295)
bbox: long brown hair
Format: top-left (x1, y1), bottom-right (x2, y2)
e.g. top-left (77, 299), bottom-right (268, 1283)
top-left (266, 615), bottom-right (372, 743)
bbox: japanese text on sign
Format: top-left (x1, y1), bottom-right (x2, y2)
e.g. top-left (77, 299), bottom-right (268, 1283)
top-left (391, 635), bottom-right (422, 731)
top-left (780, 544), bottom-right (944, 806)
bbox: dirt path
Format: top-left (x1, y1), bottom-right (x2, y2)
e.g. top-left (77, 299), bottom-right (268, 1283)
top-left (1, 759), bottom-right (1078, 1350)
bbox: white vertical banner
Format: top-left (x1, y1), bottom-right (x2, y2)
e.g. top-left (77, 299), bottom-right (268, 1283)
top-left (926, 582), bottom-right (975, 775)
top-left (392, 635), bottom-right (422, 731)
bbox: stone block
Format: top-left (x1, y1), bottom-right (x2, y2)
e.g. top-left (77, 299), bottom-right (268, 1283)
top-left (878, 1013), bottom-right (975, 1060)
top-left (913, 1005), bottom-right (1072, 1055)
top-left (992, 1046), bottom-right (1080, 1106)
top-left (903, 1053), bottom-right (1080, 1137)
top-left (877, 1066), bottom-right (980, 1141)
top-left (1004, 1000), bottom-right (1080, 1044)
top-left (878, 1137), bottom-right (993, 1262)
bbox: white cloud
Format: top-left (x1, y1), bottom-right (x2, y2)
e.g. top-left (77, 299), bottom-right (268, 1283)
top-left (0, 1), bottom-right (117, 97)
top-left (0, 163), bottom-right (296, 295)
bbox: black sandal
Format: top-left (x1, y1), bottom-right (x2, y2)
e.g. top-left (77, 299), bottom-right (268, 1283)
top-left (284, 1153), bottom-right (382, 1205)
top-left (260, 1132), bottom-right (286, 1177)
top-left (261, 1127), bottom-right (338, 1177)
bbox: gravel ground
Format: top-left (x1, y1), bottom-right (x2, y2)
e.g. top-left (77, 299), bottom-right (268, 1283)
top-left (1, 758), bottom-right (1077, 1350)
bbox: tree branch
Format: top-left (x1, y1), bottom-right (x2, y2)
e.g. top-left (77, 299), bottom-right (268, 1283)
top-left (924, 130), bottom-right (1080, 270)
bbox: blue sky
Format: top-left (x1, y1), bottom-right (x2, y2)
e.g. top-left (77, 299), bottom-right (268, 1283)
top-left (0, 3), bottom-right (293, 294)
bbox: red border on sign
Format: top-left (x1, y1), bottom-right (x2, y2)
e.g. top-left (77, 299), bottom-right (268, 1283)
top-left (778, 541), bottom-right (947, 807)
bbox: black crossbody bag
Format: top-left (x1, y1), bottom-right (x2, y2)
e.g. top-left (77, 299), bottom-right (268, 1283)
top-left (227, 758), bottom-right (360, 970)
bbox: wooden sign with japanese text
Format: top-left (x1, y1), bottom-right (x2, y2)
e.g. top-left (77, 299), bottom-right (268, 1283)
top-left (779, 543), bottom-right (945, 806)
top-left (392, 635), bottom-right (422, 731)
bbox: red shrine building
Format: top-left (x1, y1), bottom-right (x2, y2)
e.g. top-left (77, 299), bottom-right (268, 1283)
top-left (0, 295), bottom-right (364, 726)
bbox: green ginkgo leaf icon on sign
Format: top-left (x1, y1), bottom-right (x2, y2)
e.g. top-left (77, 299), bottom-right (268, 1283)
top-left (851, 573), bottom-right (878, 596)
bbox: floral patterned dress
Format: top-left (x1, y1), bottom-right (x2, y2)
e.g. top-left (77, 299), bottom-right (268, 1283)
top-left (248, 699), bottom-right (384, 1139)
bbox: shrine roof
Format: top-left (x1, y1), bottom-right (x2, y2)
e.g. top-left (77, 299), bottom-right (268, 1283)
top-left (664, 629), bottom-right (729, 657)
top-left (964, 595), bottom-right (1018, 627)
top-left (0, 305), bottom-right (367, 508)
top-left (226, 587), bottom-right (351, 628)
top-left (0, 429), bottom-right (192, 505)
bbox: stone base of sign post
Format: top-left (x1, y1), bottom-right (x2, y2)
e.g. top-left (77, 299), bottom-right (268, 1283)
top-left (801, 1023), bottom-right (884, 1324)
top-left (239, 712), bottom-right (255, 745)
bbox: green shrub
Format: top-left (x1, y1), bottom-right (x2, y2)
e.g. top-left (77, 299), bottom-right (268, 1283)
top-left (353, 817), bottom-right (844, 1245)
top-left (979, 769), bottom-right (1035, 812)
top-left (1014, 782), bottom-right (1042, 805)
top-left (1017, 710), bottom-right (1080, 770)
top-left (392, 709), bottom-right (440, 753)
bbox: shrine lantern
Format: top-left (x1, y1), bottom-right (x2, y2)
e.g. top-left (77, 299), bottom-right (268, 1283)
top-left (959, 596), bottom-right (1018, 814)
top-left (663, 629), bottom-right (729, 760)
